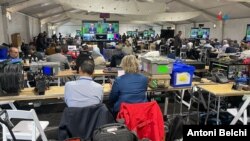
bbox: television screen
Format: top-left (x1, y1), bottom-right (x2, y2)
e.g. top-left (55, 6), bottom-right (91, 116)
top-left (190, 28), bottom-right (210, 39)
top-left (144, 30), bottom-right (148, 37)
top-left (42, 66), bottom-right (53, 76)
top-left (127, 31), bottom-right (137, 37)
top-left (160, 29), bottom-right (175, 39)
top-left (107, 34), bottom-right (114, 40)
top-left (82, 20), bottom-right (119, 41)
top-left (96, 34), bottom-right (107, 40)
top-left (190, 28), bottom-right (198, 38)
top-left (246, 24), bottom-right (250, 42)
top-left (82, 20), bottom-right (119, 34)
top-left (83, 34), bottom-right (95, 41)
top-left (149, 30), bottom-right (155, 37)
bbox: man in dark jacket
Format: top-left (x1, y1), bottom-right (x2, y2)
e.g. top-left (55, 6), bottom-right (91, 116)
top-left (36, 33), bottom-right (47, 52)
top-left (174, 31), bottom-right (182, 57)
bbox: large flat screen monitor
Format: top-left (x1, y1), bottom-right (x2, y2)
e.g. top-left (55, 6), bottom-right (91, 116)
top-left (83, 34), bottom-right (95, 41)
top-left (82, 20), bottom-right (119, 41)
top-left (246, 24), bottom-right (250, 42)
top-left (82, 20), bottom-right (119, 34)
top-left (96, 34), bottom-right (107, 40)
top-left (127, 31), bottom-right (137, 37)
top-left (190, 28), bottom-right (210, 39)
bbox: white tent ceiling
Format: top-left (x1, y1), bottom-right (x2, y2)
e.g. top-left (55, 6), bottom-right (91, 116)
top-left (0, 0), bottom-right (249, 26)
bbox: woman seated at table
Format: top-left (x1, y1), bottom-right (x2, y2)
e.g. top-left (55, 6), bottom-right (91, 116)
top-left (109, 55), bottom-right (148, 115)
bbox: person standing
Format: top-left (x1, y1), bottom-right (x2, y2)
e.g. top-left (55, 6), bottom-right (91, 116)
top-left (174, 31), bottom-right (182, 57)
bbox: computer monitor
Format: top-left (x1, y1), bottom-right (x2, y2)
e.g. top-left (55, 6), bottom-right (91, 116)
top-left (107, 34), bottom-right (114, 41)
top-left (42, 66), bottom-right (53, 76)
top-left (0, 46), bottom-right (8, 59)
top-left (68, 45), bottom-right (77, 51)
top-left (96, 34), bottom-right (107, 40)
top-left (246, 24), bottom-right (250, 42)
top-left (83, 34), bottom-right (95, 41)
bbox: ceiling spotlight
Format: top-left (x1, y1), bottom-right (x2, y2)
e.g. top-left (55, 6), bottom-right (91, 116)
top-left (6, 11), bottom-right (11, 21)
top-left (137, 0), bottom-right (154, 2)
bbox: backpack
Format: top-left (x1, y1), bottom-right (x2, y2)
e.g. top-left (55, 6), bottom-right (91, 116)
top-left (93, 123), bottom-right (138, 141)
top-left (166, 116), bottom-right (188, 141)
top-left (0, 60), bottom-right (23, 96)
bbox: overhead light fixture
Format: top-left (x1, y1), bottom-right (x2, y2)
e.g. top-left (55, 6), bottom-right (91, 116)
top-left (41, 3), bottom-right (50, 7)
top-left (213, 24), bottom-right (217, 28)
top-left (137, 0), bottom-right (154, 2)
top-left (6, 11), bottom-right (11, 21)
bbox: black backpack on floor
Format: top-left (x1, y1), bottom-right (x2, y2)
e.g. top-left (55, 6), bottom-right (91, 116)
top-left (93, 123), bottom-right (138, 141)
top-left (166, 116), bottom-right (188, 141)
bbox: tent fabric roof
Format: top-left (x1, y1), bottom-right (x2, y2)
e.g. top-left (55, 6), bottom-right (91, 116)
top-left (0, 0), bottom-right (249, 25)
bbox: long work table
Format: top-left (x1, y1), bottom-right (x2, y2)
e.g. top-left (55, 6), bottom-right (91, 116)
top-left (0, 84), bottom-right (112, 102)
top-left (196, 83), bottom-right (250, 125)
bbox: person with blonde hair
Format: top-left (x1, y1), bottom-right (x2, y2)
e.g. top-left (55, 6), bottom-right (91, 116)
top-left (109, 55), bottom-right (148, 114)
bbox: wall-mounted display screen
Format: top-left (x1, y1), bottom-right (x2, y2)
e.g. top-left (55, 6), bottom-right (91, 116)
top-left (127, 31), bottom-right (137, 37)
top-left (190, 28), bottom-right (210, 39)
top-left (246, 24), bottom-right (250, 42)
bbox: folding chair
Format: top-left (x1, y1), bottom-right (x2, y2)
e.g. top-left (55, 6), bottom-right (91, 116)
top-left (1, 109), bottom-right (49, 141)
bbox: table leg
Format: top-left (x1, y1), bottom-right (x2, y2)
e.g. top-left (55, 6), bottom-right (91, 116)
top-left (205, 93), bottom-right (211, 125)
top-left (230, 97), bottom-right (250, 125)
top-left (216, 97), bottom-right (221, 125)
top-left (197, 91), bottom-right (200, 125)
top-left (243, 110), bottom-right (247, 125)
top-left (58, 78), bottom-right (60, 86)
top-left (180, 90), bottom-right (185, 115)
top-left (9, 102), bottom-right (17, 110)
top-left (164, 97), bottom-right (169, 116)
top-left (102, 76), bottom-right (105, 85)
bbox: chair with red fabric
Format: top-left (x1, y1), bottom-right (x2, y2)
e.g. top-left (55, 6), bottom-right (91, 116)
top-left (117, 101), bottom-right (165, 141)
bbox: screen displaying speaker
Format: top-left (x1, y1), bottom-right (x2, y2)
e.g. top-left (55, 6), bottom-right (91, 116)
top-left (190, 28), bottom-right (210, 39)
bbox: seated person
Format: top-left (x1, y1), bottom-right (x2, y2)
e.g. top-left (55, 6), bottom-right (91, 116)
top-left (8, 47), bottom-right (19, 59)
top-left (92, 51), bottom-right (106, 68)
top-left (109, 55), bottom-right (148, 114)
top-left (46, 42), bottom-right (56, 55)
top-left (203, 40), bottom-right (214, 49)
top-left (28, 46), bottom-right (43, 61)
top-left (239, 45), bottom-right (250, 59)
top-left (225, 46), bottom-right (237, 53)
top-left (75, 50), bottom-right (93, 72)
top-left (64, 59), bottom-right (103, 107)
top-left (122, 40), bottom-right (133, 55)
top-left (46, 46), bottom-right (70, 70)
